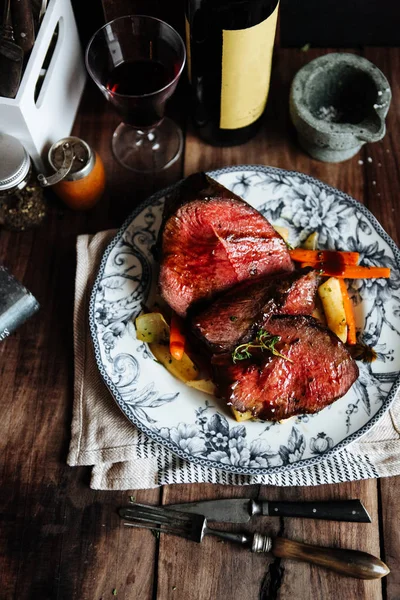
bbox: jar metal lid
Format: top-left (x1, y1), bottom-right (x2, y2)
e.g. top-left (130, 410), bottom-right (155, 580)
top-left (0, 133), bottom-right (31, 191)
top-left (48, 137), bottom-right (95, 181)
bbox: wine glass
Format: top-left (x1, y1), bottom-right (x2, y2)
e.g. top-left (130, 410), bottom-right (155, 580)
top-left (86, 15), bottom-right (186, 172)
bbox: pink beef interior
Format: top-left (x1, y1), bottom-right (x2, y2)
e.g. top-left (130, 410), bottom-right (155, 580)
top-left (159, 196), bottom-right (293, 316)
top-left (192, 268), bottom-right (320, 354)
top-left (157, 173), bottom-right (359, 423)
top-left (212, 315), bottom-right (359, 421)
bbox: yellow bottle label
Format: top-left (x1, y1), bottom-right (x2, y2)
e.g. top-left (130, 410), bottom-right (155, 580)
top-left (220, 2), bottom-right (279, 130)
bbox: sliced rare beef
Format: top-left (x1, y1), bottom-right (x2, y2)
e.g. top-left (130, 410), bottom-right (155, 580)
top-left (192, 268), bottom-right (320, 354)
top-left (212, 315), bottom-right (359, 421)
top-left (158, 173), bottom-right (294, 317)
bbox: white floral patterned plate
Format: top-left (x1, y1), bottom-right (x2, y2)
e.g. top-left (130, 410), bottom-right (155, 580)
top-left (89, 166), bottom-right (400, 475)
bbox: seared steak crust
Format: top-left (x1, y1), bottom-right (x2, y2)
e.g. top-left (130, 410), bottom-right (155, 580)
top-left (192, 268), bottom-right (320, 354)
top-left (159, 173), bottom-right (293, 317)
top-left (212, 315), bottom-right (359, 421)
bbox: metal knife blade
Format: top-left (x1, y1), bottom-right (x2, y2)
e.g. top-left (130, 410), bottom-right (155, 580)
top-left (167, 499), bottom-right (253, 523)
top-left (166, 498), bottom-right (371, 523)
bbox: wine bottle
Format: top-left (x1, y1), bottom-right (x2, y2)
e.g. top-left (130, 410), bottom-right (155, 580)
top-left (185, 0), bottom-right (280, 146)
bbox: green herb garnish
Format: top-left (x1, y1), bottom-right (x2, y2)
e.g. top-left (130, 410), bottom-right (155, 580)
top-left (230, 316), bottom-right (238, 322)
top-left (128, 495), bottom-right (136, 503)
top-left (232, 329), bottom-right (293, 364)
top-left (112, 589), bottom-right (118, 596)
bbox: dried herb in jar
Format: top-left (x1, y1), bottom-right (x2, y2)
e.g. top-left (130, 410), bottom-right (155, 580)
top-left (0, 133), bottom-right (47, 232)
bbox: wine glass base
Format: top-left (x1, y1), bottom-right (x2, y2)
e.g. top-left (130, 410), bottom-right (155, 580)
top-left (112, 118), bottom-right (183, 172)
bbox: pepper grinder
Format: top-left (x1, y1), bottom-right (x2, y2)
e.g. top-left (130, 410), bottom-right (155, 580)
top-left (38, 136), bottom-right (106, 210)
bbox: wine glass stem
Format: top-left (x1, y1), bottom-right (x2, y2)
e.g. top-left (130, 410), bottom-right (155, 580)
top-left (136, 128), bottom-right (160, 152)
top-left (132, 127), bottom-right (162, 171)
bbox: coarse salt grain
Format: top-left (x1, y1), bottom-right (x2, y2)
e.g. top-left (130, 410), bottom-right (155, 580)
top-left (367, 157), bottom-right (373, 163)
top-left (358, 159), bottom-right (364, 165)
top-left (316, 105), bottom-right (343, 122)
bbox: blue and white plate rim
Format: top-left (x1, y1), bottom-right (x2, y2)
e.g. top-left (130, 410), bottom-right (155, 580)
top-left (89, 164), bottom-right (400, 475)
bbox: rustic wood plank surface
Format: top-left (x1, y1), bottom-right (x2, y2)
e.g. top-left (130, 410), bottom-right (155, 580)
top-left (0, 0), bottom-right (399, 599)
top-left (363, 46), bottom-right (400, 600)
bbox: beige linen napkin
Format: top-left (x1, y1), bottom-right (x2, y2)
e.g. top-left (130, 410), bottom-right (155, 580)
top-left (67, 231), bottom-right (400, 490)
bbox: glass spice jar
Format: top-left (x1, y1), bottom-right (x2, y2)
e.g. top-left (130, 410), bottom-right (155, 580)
top-left (39, 136), bottom-right (105, 210)
top-left (0, 133), bottom-right (47, 232)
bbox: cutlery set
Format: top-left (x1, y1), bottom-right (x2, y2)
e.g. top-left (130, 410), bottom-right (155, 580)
top-left (0, 0), bottom-right (47, 97)
top-left (0, 0), bottom-right (24, 97)
top-left (119, 498), bottom-right (389, 580)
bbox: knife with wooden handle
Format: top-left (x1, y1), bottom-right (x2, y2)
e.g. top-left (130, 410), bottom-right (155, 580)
top-left (267, 537), bottom-right (388, 579)
top-left (166, 498), bottom-right (371, 523)
top-left (120, 504), bottom-right (387, 579)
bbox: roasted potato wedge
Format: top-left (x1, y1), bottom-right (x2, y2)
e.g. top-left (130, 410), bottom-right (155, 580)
top-left (318, 277), bottom-right (347, 343)
top-left (273, 225), bottom-right (289, 242)
top-left (312, 296), bottom-right (327, 326)
top-left (150, 343), bottom-right (199, 382)
top-left (135, 312), bottom-right (169, 343)
top-left (312, 305), bottom-right (327, 326)
top-left (303, 231), bottom-right (319, 250)
top-left (231, 407), bottom-right (253, 422)
top-left (186, 379), bottom-right (217, 395)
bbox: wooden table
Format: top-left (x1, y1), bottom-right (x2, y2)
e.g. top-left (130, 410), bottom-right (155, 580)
top-left (1, 1), bottom-right (400, 598)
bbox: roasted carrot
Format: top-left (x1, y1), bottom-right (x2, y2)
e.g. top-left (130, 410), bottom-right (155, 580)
top-left (290, 249), bottom-right (359, 265)
top-left (339, 279), bottom-right (357, 345)
top-left (170, 313), bottom-right (186, 361)
top-left (300, 263), bottom-right (391, 279)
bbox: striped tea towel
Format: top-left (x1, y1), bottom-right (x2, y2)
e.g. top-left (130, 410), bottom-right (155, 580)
top-left (67, 231), bottom-right (400, 489)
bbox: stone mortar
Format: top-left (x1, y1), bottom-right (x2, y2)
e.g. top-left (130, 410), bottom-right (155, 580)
top-left (290, 53), bottom-right (391, 163)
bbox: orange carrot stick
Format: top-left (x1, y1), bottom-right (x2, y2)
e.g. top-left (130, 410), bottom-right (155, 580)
top-left (339, 279), bottom-right (357, 345)
top-left (290, 249), bottom-right (359, 265)
top-left (300, 263), bottom-right (390, 279)
top-left (170, 313), bottom-right (186, 361)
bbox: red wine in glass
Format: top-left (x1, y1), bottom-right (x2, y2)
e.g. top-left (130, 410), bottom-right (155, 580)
top-left (86, 15), bottom-right (186, 172)
top-left (106, 59), bottom-right (177, 128)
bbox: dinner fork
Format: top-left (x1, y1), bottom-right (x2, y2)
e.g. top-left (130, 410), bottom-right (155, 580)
top-left (119, 504), bottom-right (389, 580)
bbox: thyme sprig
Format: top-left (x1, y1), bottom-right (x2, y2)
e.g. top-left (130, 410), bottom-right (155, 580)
top-left (232, 329), bottom-right (293, 364)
